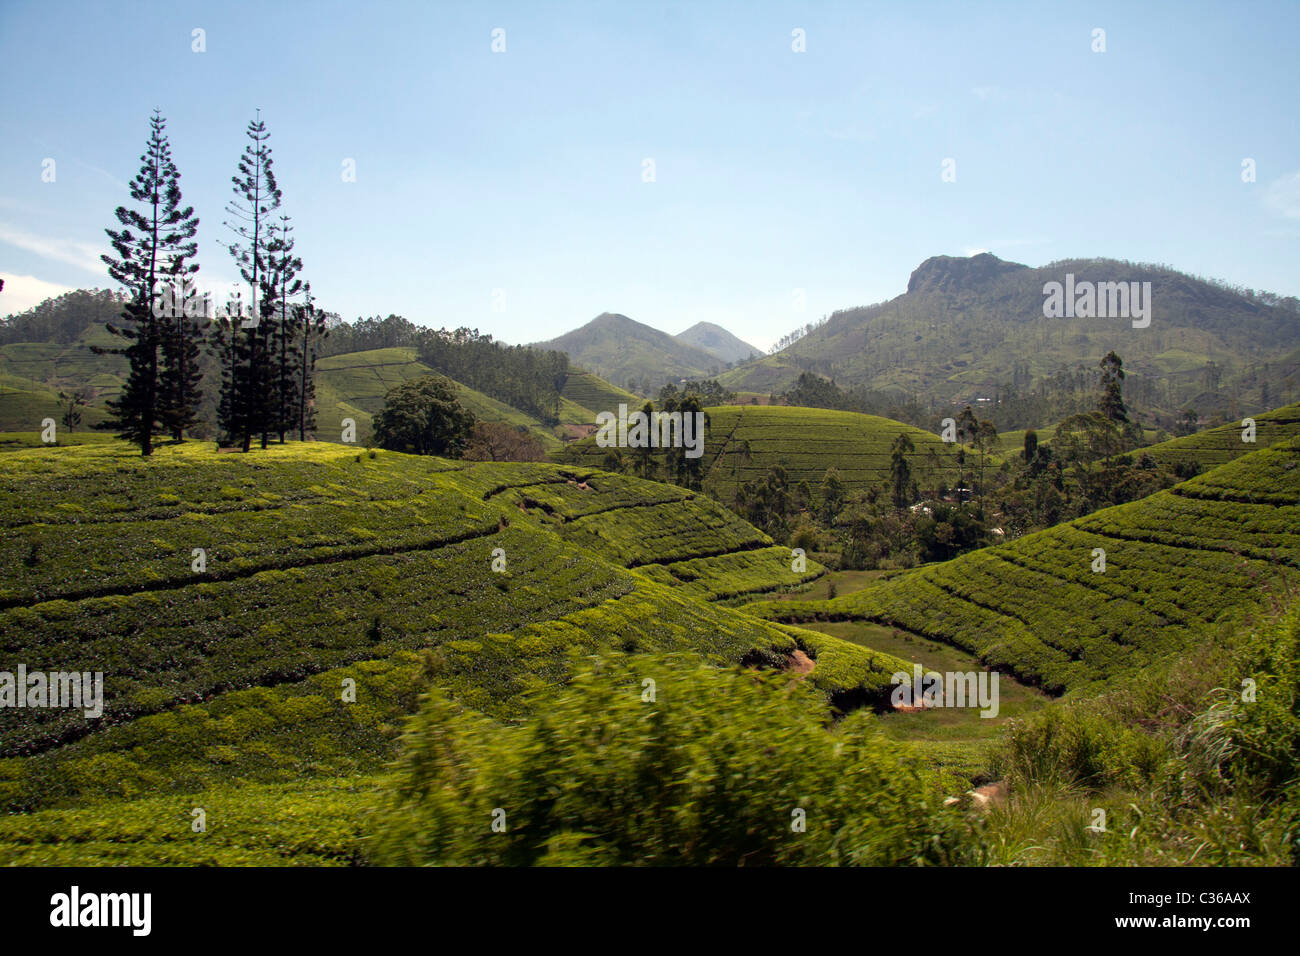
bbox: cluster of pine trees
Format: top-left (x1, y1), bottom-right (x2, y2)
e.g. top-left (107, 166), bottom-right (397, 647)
top-left (97, 110), bottom-right (327, 456)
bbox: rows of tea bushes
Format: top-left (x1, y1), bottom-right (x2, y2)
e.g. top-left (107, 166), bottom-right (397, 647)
top-left (557, 498), bottom-right (770, 567)
top-left (0, 438), bottom-right (899, 768)
top-left (555, 404), bottom-right (978, 502)
top-left (1141, 400), bottom-right (1300, 469)
top-left (0, 778), bottom-right (376, 866)
top-left (496, 469), bottom-right (688, 519)
top-left (650, 545), bottom-right (825, 601)
top-left (698, 405), bottom-right (977, 501)
top-left (0, 653), bottom-right (428, 812)
top-left (0, 523), bottom-right (635, 754)
top-left (495, 472), bottom-right (827, 600)
top-left (0, 436), bottom-right (919, 862)
top-left (559, 369), bottom-right (642, 415)
top-left (752, 438), bottom-right (1300, 693)
top-left (0, 440), bottom-right (464, 530)
top-left (1, 479), bottom-right (503, 606)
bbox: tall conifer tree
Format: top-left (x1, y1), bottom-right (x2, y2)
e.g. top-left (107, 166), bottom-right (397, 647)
top-left (98, 110), bottom-right (200, 455)
top-left (261, 214), bottom-right (303, 442)
top-left (296, 284), bottom-right (328, 440)
top-left (222, 111), bottom-right (281, 451)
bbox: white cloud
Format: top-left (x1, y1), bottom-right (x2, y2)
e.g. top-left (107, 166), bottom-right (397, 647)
top-left (1263, 170), bottom-right (1300, 219)
top-left (0, 273), bottom-right (75, 316)
top-left (0, 223), bottom-right (106, 274)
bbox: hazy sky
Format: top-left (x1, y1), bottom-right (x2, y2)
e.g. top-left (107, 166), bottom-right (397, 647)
top-left (2, 0), bottom-right (1297, 349)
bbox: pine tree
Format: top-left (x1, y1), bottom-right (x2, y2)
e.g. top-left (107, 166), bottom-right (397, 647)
top-left (211, 311), bottom-right (239, 445)
top-left (261, 215), bottom-right (303, 442)
top-left (158, 273), bottom-right (207, 441)
top-left (1098, 351), bottom-right (1128, 424)
top-left (890, 432), bottom-right (914, 508)
top-left (222, 111), bottom-right (282, 452)
top-left (97, 111), bottom-right (200, 455)
top-left (296, 284), bottom-right (328, 440)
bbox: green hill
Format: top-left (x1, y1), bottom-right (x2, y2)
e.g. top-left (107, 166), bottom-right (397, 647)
top-left (750, 436), bottom-right (1300, 694)
top-left (674, 321), bottom-right (763, 365)
top-left (1139, 401), bottom-right (1300, 470)
top-left (533, 313), bottom-right (725, 391)
top-left (0, 439), bottom-right (906, 862)
top-left (560, 403), bottom-right (985, 506)
top-left (559, 368), bottom-right (642, 417)
top-left (315, 349), bottom-right (643, 447)
top-left (0, 338), bottom-right (126, 433)
top-left (315, 347), bottom-right (562, 448)
top-left (719, 254), bottom-right (1300, 429)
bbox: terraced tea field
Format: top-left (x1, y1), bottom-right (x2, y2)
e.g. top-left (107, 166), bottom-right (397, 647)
top-left (559, 369), bottom-right (642, 416)
top-left (1141, 400), bottom-right (1300, 470)
top-left (559, 404), bottom-right (983, 503)
top-left (751, 436), bottom-right (1300, 694)
top-left (315, 347), bottom-right (562, 447)
top-left (0, 438), bottom-right (907, 861)
top-left (0, 323), bottom-right (125, 433)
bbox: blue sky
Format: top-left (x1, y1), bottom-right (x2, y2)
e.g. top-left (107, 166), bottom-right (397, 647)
top-left (2, 0), bottom-right (1297, 349)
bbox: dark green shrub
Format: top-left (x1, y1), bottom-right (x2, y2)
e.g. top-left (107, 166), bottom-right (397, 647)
top-left (373, 657), bottom-right (980, 866)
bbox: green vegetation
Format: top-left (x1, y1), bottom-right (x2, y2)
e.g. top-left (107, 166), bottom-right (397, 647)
top-left (0, 436), bottom-right (908, 864)
top-left (371, 374), bottom-right (475, 456)
top-left (720, 255), bottom-right (1300, 430)
top-left (373, 658), bottom-right (978, 866)
top-left (314, 347), bottom-right (562, 449)
top-left (979, 597), bottom-right (1300, 865)
top-left (1141, 400), bottom-right (1300, 470)
top-left (751, 437), bottom-right (1300, 694)
top-left (559, 369), bottom-right (641, 415)
top-left (561, 404), bottom-right (973, 504)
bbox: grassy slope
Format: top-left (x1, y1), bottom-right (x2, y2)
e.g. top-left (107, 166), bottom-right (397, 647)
top-left (748, 436), bottom-right (1300, 694)
top-left (1, 342), bottom-right (636, 449)
top-left (560, 404), bottom-right (988, 504)
top-left (560, 369), bottom-right (642, 415)
top-left (1140, 400), bottom-right (1300, 469)
top-left (0, 438), bottom-right (905, 862)
top-left (0, 325), bottom-right (124, 432)
top-left (992, 401), bottom-right (1300, 463)
top-left (314, 347), bottom-right (561, 447)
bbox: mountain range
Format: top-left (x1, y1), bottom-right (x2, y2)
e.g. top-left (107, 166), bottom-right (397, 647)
top-left (7, 252), bottom-right (1300, 433)
top-left (714, 254), bottom-right (1300, 420)
top-left (530, 312), bottom-right (754, 392)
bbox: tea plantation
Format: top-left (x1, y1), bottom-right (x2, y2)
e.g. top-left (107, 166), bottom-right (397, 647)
top-left (0, 438), bottom-right (909, 862)
top-left (751, 436), bottom-right (1300, 694)
top-left (561, 403), bottom-right (983, 501)
top-left (1140, 400), bottom-right (1300, 470)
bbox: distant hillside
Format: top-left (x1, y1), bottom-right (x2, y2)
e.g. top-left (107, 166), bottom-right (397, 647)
top-left (721, 254), bottom-right (1300, 429)
top-left (674, 322), bottom-right (762, 365)
top-left (0, 290), bottom-right (640, 446)
top-left (0, 291), bottom-right (130, 432)
top-left (532, 313), bottom-right (725, 391)
top-left (559, 369), bottom-right (642, 415)
top-left (314, 347), bottom-right (559, 448)
top-left (753, 435), bottom-right (1300, 694)
top-left (560, 403), bottom-right (983, 506)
